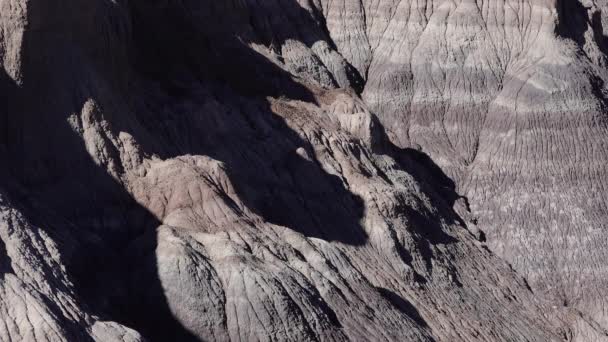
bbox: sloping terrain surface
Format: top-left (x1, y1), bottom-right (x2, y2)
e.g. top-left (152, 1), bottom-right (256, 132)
top-left (0, 0), bottom-right (606, 341)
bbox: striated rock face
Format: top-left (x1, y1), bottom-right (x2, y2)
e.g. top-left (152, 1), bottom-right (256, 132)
top-left (0, 0), bottom-right (606, 341)
top-left (317, 0), bottom-right (608, 339)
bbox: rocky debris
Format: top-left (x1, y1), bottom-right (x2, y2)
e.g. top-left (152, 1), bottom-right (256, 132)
top-left (1, 0), bottom-right (605, 341)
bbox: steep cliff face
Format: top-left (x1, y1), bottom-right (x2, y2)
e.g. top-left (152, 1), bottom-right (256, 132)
top-left (0, 0), bottom-right (605, 341)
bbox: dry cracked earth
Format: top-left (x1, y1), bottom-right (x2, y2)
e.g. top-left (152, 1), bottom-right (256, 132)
top-left (1, 0), bottom-right (608, 341)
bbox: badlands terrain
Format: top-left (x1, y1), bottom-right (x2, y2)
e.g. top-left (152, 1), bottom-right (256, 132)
top-left (1, 0), bottom-right (608, 341)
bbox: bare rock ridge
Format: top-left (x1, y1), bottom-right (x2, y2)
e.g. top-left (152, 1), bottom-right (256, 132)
top-left (0, 0), bottom-right (605, 341)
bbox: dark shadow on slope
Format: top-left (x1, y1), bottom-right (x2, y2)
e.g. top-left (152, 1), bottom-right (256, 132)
top-left (129, 0), bottom-right (364, 94)
top-left (556, 2), bottom-right (608, 125)
top-left (556, 0), bottom-right (608, 56)
top-left (0, 2), bottom-right (201, 341)
top-left (128, 0), bottom-right (318, 100)
top-left (1, 1), bottom-right (369, 341)
top-left (127, 0), bottom-right (372, 335)
top-left (0, 43), bottom-right (161, 342)
top-left (130, 0), bottom-right (465, 273)
top-left (0, 68), bottom-right (18, 279)
top-left (369, 117), bottom-right (460, 272)
top-left (128, 0), bottom-right (368, 246)
top-left (372, 119), bottom-right (463, 236)
top-left (376, 287), bottom-right (430, 330)
top-left (556, 0), bottom-right (592, 46)
top-left (0, 69), bottom-right (10, 149)
top-left (0, 226), bottom-right (15, 278)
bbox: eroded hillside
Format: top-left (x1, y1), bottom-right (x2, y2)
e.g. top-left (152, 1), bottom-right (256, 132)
top-left (0, 0), bottom-right (606, 341)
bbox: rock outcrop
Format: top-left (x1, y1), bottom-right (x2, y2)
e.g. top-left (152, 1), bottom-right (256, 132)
top-left (0, 0), bottom-right (606, 341)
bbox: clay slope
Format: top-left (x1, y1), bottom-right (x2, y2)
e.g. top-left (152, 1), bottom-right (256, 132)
top-left (313, 0), bottom-right (608, 339)
top-left (0, 0), bottom-right (599, 341)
